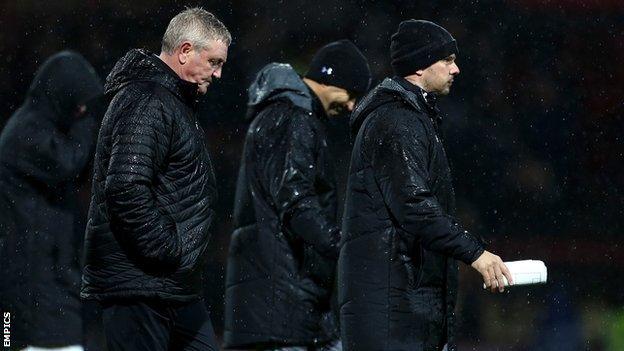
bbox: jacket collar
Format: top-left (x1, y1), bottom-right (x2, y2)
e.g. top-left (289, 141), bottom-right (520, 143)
top-left (394, 76), bottom-right (441, 123)
top-left (104, 49), bottom-right (199, 106)
top-left (350, 76), bottom-right (448, 136)
top-left (149, 53), bottom-right (199, 104)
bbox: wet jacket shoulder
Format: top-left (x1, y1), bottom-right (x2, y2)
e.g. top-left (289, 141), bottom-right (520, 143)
top-left (81, 49), bottom-right (217, 302)
top-left (224, 63), bottom-right (339, 348)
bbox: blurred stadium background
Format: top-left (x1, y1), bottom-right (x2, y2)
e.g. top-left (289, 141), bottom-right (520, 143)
top-left (1, 1), bottom-right (623, 350)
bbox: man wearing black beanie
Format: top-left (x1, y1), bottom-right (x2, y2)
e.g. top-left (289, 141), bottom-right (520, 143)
top-left (338, 20), bottom-right (512, 351)
top-left (224, 40), bottom-right (371, 351)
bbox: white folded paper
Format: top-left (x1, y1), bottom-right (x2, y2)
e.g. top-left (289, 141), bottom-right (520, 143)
top-left (482, 259), bottom-right (547, 288)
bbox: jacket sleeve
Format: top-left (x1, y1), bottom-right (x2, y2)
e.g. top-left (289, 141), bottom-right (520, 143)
top-left (274, 113), bottom-right (340, 259)
top-left (104, 100), bottom-right (181, 269)
top-left (17, 114), bottom-right (98, 185)
top-left (371, 114), bottom-right (484, 264)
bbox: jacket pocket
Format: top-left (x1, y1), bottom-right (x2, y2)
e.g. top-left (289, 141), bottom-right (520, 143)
top-left (397, 229), bottom-right (423, 290)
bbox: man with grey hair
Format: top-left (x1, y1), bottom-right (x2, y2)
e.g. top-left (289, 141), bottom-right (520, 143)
top-left (81, 7), bottom-right (230, 350)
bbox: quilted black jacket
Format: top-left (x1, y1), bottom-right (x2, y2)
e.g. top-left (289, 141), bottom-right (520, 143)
top-left (81, 49), bottom-right (217, 302)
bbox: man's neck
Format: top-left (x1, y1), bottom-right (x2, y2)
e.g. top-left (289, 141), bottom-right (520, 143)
top-left (395, 75), bottom-right (439, 116)
top-left (302, 78), bottom-right (329, 115)
top-left (403, 75), bottom-right (428, 92)
top-left (158, 52), bottom-right (184, 80)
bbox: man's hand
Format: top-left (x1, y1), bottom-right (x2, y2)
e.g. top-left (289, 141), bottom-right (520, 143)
top-left (471, 250), bottom-right (513, 293)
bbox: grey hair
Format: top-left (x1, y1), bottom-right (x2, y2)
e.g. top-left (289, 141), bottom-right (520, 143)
top-left (161, 7), bottom-right (231, 54)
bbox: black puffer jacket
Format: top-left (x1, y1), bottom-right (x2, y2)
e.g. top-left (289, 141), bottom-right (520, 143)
top-left (0, 51), bottom-right (102, 347)
top-left (338, 77), bottom-right (485, 351)
top-left (224, 63), bottom-right (340, 349)
top-left (81, 49), bottom-right (217, 302)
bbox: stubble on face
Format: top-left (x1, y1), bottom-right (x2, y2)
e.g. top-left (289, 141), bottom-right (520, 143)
top-left (422, 54), bottom-right (459, 95)
top-left (424, 63), bottom-right (450, 95)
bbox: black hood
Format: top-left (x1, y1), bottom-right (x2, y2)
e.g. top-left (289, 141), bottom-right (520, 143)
top-left (28, 50), bottom-right (102, 121)
top-left (349, 77), bottom-right (424, 136)
top-left (246, 62), bottom-right (314, 120)
top-left (104, 49), bottom-right (198, 104)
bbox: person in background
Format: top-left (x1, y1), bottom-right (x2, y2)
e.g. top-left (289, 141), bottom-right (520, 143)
top-left (338, 20), bottom-right (513, 351)
top-left (224, 40), bottom-right (371, 351)
top-left (0, 51), bottom-right (103, 351)
top-left (80, 7), bottom-right (230, 351)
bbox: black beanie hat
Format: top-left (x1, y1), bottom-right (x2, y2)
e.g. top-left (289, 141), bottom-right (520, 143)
top-left (305, 39), bottom-right (372, 97)
top-left (391, 19), bottom-right (458, 76)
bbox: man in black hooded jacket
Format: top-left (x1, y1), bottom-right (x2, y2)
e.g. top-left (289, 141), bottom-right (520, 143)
top-left (0, 51), bottom-right (102, 349)
top-left (338, 20), bottom-right (513, 351)
top-left (80, 8), bottom-right (230, 351)
top-left (224, 40), bottom-right (371, 350)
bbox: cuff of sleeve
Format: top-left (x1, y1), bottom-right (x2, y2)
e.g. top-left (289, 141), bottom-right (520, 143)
top-left (465, 246), bottom-right (485, 265)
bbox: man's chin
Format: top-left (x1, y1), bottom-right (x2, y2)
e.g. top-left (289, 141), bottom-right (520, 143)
top-left (327, 110), bottom-right (340, 116)
top-left (439, 87), bottom-right (451, 95)
top-left (327, 104), bottom-right (349, 117)
top-left (197, 85), bottom-right (209, 95)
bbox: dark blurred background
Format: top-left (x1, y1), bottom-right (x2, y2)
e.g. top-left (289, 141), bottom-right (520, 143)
top-left (1, 0), bottom-right (623, 350)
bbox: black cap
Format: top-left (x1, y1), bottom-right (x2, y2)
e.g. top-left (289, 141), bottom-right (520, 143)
top-left (391, 19), bottom-right (458, 76)
top-left (305, 39), bottom-right (372, 97)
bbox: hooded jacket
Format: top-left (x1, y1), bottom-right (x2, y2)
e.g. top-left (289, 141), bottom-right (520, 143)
top-left (0, 51), bottom-right (102, 347)
top-left (80, 49), bottom-right (217, 302)
top-left (338, 77), bottom-right (485, 351)
top-left (224, 63), bottom-right (340, 349)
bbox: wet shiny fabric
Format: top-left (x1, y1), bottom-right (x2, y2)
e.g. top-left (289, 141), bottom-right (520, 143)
top-left (224, 63), bottom-right (340, 349)
top-left (81, 49), bottom-right (217, 302)
top-left (338, 77), bottom-right (485, 351)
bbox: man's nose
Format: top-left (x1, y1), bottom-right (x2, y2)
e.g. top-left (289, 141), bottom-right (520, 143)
top-left (451, 62), bottom-right (460, 76)
top-left (212, 68), bottom-right (222, 79)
